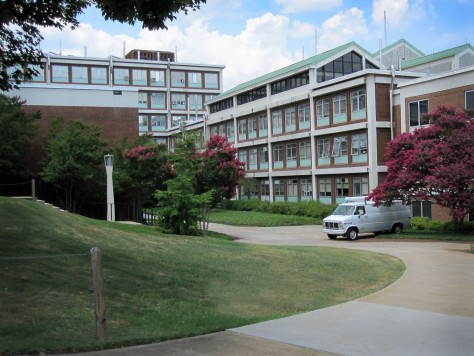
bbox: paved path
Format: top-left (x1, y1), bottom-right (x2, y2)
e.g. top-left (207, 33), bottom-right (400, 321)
top-left (64, 224), bottom-right (474, 356)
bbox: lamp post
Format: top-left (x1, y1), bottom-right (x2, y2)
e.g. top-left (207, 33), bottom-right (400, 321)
top-left (104, 154), bottom-right (115, 222)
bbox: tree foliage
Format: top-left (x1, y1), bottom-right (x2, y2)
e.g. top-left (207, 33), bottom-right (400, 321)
top-left (368, 105), bottom-right (474, 229)
top-left (1, 0), bottom-right (206, 91)
top-left (113, 135), bottom-right (174, 221)
top-left (41, 118), bottom-right (107, 213)
top-left (0, 94), bottom-right (39, 175)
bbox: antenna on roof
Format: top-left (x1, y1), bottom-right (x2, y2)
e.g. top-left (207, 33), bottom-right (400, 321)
top-left (59, 39), bottom-right (62, 55)
top-left (315, 29), bottom-right (318, 55)
top-left (123, 41), bottom-right (126, 58)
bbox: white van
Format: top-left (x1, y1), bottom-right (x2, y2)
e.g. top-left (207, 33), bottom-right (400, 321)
top-left (322, 197), bottom-right (412, 240)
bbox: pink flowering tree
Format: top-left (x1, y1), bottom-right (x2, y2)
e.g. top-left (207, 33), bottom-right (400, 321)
top-left (368, 105), bottom-right (474, 230)
top-left (114, 137), bottom-right (174, 221)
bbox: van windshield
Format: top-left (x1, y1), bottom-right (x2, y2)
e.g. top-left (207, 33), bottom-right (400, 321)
top-left (332, 205), bottom-right (355, 216)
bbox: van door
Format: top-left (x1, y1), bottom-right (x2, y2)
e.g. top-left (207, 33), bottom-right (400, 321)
top-left (354, 205), bottom-right (370, 232)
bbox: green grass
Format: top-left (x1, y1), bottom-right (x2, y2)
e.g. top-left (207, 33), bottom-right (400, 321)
top-left (0, 197), bottom-right (404, 354)
top-left (210, 208), bottom-right (321, 226)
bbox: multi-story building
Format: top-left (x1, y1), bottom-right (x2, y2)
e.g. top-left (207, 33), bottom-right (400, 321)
top-left (6, 49), bottom-right (225, 148)
top-left (205, 41), bottom-right (474, 219)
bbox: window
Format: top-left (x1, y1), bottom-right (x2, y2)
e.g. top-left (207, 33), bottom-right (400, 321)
top-left (227, 123), bottom-right (235, 138)
top-left (353, 177), bottom-right (369, 197)
top-left (351, 133), bottom-right (367, 155)
top-left (150, 70), bottom-right (165, 86)
top-left (288, 180), bottom-right (298, 200)
top-left (271, 71), bottom-right (309, 94)
top-left (317, 139), bottom-right (330, 158)
top-left (249, 148), bottom-right (257, 169)
top-left (238, 119), bottom-right (247, 136)
top-left (261, 180), bottom-right (270, 198)
top-left (299, 141), bottom-right (311, 160)
top-left (91, 66), bottom-right (107, 84)
top-left (150, 92), bottom-right (166, 109)
top-left (51, 65), bottom-right (68, 82)
top-left (248, 117), bottom-right (257, 136)
top-left (335, 177), bottom-right (349, 197)
top-left (28, 64), bottom-right (45, 82)
top-left (138, 115), bottom-right (148, 132)
top-left (171, 93), bottom-right (186, 109)
top-left (317, 51), bottom-right (364, 83)
top-left (286, 143), bottom-right (297, 161)
top-left (151, 115), bottom-right (166, 130)
top-left (172, 115), bottom-right (186, 127)
top-left (237, 86), bottom-right (266, 105)
top-left (188, 94), bottom-right (202, 110)
top-left (273, 144), bottom-right (283, 164)
top-left (351, 89), bottom-right (366, 112)
top-left (133, 69), bottom-right (147, 85)
top-left (171, 71), bottom-right (185, 87)
top-left (258, 114), bottom-right (268, 131)
top-left (409, 99), bottom-right (429, 127)
top-left (319, 178), bottom-right (331, 197)
top-left (332, 136), bottom-right (348, 156)
top-left (316, 99), bottom-right (329, 120)
top-left (301, 178), bottom-right (312, 199)
top-left (298, 103), bottom-right (310, 124)
top-left (333, 95), bottom-right (347, 116)
top-left (272, 111), bottom-right (282, 132)
top-left (285, 107), bottom-right (296, 126)
top-left (138, 92), bottom-right (148, 108)
top-left (274, 180), bottom-right (285, 199)
top-left (259, 146), bottom-right (269, 165)
top-left (209, 97), bottom-right (233, 113)
top-left (466, 90), bottom-right (474, 111)
top-left (114, 68), bottom-right (130, 85)
top-left (188, 72), bottom-right (202, 88)
top-left (204, 73), bottom-right (219, 89)
top-left (71, 66), bottom-right (88, 83)
top-left (238, 150), bottom-right (247, 170)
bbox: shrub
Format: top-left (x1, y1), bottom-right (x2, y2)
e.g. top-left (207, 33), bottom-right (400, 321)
top-left (411, 216), bottom-right (474, 233)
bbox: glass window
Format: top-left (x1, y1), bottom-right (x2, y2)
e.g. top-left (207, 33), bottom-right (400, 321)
top-left (272, 110), bottom-right (282, 129)
top-left (227, 123), bottom-right (235, 138)
top-left (151, 115), bottom-right (166, 130)
top-left (238, 119), bottom-right (247, 135)
top-left (332, 136), bottom-right (348, 156)
top-left (189, 94), bottom-right (202, 110)
top-left (238, 150), bottom-right (248, 170)
top-left (286, 143), bottom-right (297, 161)
top-left (273, 144), bottom-right (283, 162)
top-left (259, 146), bottom-right (268, 164)
top-left (71, 66), bottom-right (88, 83)
top-left (150, 70), bottom-right (165, 86)
top-left (28, 64), bottom-right (45, 82)
top-left (132, 69), bottom-right (147, 86)
top-left (249, 148), bottom-right (257, 168)
top-left (466, 90), bottom-right (474, 111)
top-left (188, 72), bottom-right (202, 88)
top-left (258, 114), bottom-right (268, 130)
top-left (172, 115), bottom-right (186, 127)
top-left (351, 89), bottom-right (366, 112)
top-left (333, 94), bottom-right (347, 116)
top-left (171, 93), bottom-right (186, 109)
top-left (171, 71), bottom-right (185, 87)
top-left (138, 115), bottom-right (148, 132)
top-left (353, 177), bottom-right (369, 197)
top-left (285, 107), bottom-right (296, 126)
top-left (319, 178), bottom-right (331, 197)
top-left (299, 141), bottom-right (311, 160)
top-left (150, 92), bottom-right (166, 109)
top-left (335, 177), bottom-right (349, 197)
top-left (301, 178), bottom-right (312, 198)
top-left (316, 99), bottom-right (329, 119)
top-left (51, 65), bottom-right (68, 82)
top-left (204, 72), bottom-right (219, 89)
top-left (317, 138), bottom-right (330, 158)
top-left (248, 117), bottom-right (257, 134)
top-left (409, 99), bottom-right (429, 127)
top-left (138, 92), bottom-right (148, 108)
top-left (298, 103), bottom-right (310, 123)
top-left (114, 68), bottom-right (130, 85)
top-left (351, 133), bottom-right (367, 155)
top-left (91, 66), bottom-right (107, 84)
top-left (274, 180), bottom-right (285, 197)
top-left (288, 180), bottom-right (298, 198)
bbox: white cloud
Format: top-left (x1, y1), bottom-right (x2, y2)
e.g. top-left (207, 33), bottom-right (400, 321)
top-left (317, 7), bottom-right (370, 52)
top-left (371, 0), bottom-right (409, 28)
top-left (275, 0), bottom-right (342, 13)
top-left (291, 20), bottom-right (316, 40)
top-left (39, 13), bottom-right (296, 91)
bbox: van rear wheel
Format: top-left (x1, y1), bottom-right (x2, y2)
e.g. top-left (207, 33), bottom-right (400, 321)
top-left (346, 228), bottom-right (358, 241)
top-left (392, 224), bottom-right (403, 234)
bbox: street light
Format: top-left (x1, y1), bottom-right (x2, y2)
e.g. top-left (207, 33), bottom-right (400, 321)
top-left (104, 154), bottom-right (115, 222)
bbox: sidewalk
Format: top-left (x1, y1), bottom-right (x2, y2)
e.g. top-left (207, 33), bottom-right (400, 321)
top-left (62, 224), bottom-right (474, 356)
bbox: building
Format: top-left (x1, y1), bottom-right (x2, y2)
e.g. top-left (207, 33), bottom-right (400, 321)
top-left (6, 49), bottom-right (225, 148)
top-left (205, 40), bottom-right (474, 219)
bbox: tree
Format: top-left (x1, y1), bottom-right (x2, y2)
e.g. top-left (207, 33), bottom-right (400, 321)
top-left (113, 136), bottom-right (174, 222)
top-left (0, 94), bottom-right (39, 176)
top-left (368, 105), bottom-right (474, 230)
top-left (42, 118), bottom-right (107, 213)
top-left (1, 0), bottom-right (206, 91)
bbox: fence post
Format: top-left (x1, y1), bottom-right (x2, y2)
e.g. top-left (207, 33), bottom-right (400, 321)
top-left (31, 179), bottom-right (36, 201)
top-left (90, 247), bottom-right (106, 340)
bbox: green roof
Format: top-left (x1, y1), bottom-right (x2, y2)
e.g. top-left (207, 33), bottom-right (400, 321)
top-left (371, 39), bottom-right (425, 58)
top-left (214, 41), bottom-right (376, 100)
top-left (402, 43), bottom-right (474, 69)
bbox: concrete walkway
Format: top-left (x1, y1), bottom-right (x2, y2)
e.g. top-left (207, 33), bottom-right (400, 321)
top-left (64, 224), bottom-right (474, 356)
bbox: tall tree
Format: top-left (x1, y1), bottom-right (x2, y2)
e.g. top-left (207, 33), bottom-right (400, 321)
top-left (0, 94), bottom-right (39, 176)
top-left (1, 0), bottom-right (206, 91)
top-left (113, 136), bottom-right (174, 222)
top-left (42, 118), bottom-right (107, 213)
top-left (368, 105), bottom-right (474, 230)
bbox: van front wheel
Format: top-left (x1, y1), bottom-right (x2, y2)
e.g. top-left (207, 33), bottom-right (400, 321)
top-left (346, 228), bottom-right (358, 241)
top-left (392, 224), bottom-right (403, 234)
top-left (328, 234), bottom-right (337, 240)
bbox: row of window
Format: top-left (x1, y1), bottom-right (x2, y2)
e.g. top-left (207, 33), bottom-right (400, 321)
top-left (315, 89), bottom-right (366, 126)
top-left (138, 113), bottom-right (206, 132)
top-left (239, 176), bottom-right (369, 203)
top-left (137, 92), bottom-right (216, 110)
top-left (236, 132), bottom-right (368, 171)
top-left (12, 64), bottom-right (220, 89)
top-left (317, 52), bottom-right (378, 83)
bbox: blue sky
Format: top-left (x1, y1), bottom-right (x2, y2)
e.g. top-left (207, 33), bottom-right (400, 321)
top-left (39, 0), bottom-right (474, 91)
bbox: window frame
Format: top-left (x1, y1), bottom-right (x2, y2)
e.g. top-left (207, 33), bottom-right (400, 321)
top-left (409, 99), bottom-right (429, 127)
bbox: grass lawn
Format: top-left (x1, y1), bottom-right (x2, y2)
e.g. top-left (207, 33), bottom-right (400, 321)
top-left (1, 197), bottom-right (404, 354)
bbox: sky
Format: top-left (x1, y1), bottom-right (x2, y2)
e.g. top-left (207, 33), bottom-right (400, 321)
top-left (38, 0), bottom-right (474, 91)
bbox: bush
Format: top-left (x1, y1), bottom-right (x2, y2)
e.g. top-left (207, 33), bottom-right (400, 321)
top-left (221, 199), bottom-right (335, 219)
top-left (411, 216), bottom-right (474, 233)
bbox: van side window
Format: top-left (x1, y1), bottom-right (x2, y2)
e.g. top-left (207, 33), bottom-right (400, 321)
top-left (354, 206), bottom-right (365, 215)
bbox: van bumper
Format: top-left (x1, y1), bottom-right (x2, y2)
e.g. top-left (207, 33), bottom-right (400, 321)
top-left (322, 222), bottom-right (346, 236)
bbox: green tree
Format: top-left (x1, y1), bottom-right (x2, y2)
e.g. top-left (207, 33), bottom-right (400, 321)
top-left (1, 0), bottom-right (206, 91)
top-left (41, 118), bottom-right (107, 213)
top-left (113, 136), bottom-right (174, 222)
top-left (0, 94), bottom-right (39, 176)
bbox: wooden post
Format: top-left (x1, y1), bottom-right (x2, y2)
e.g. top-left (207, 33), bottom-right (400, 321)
top-left (90, 247), bottom-right (106, 340)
